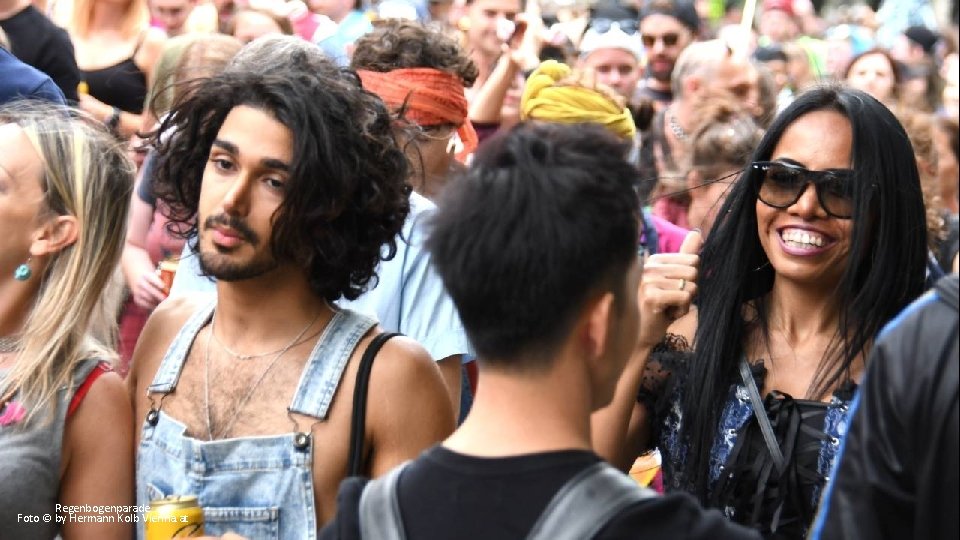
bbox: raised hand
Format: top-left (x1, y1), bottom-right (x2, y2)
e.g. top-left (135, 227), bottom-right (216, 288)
top-left (637, 229), bottom-right (702, 349)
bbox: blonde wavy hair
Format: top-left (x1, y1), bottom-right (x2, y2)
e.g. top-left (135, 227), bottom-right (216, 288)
top-left (64, 0), bottom-right (150, 39)
top-left (0, 101), bottom-right (133, 422)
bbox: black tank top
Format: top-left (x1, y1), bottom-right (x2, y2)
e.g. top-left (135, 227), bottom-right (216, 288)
top-left (80, 35), bottom-right (148, 114)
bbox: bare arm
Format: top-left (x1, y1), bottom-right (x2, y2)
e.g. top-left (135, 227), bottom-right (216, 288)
top-left (468, 12), bottom-right (541, 124)
top-left (591, 344), bottom-right (655, 470)
top-left (591, 230), bottom-right (702, 470)
top-left (60, 372), bottom-right (135, 540)
top-left (121, 175), bottom-right (167, 309)
top-left (76, 93), bottom-right (146, 139)
top-left (367, 337), bottom-right (456, 477)
top-left (469, 55), bottom-right (523, 124)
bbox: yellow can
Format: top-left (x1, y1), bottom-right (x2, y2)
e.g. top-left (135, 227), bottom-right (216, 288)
top-left (145, 495), bottom-right (204, 539)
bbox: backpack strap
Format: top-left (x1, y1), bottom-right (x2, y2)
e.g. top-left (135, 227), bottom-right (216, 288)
top-left (358, 461), bottom-right (411, 540)
top-left (935, 275), bottom-right (959, 311)
top-left (526, 461), bottom-right (658, 540)
top-left (347, 332), bottom-right (402, 476)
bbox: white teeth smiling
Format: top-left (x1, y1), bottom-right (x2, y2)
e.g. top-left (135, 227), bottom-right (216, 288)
top-left (781, 229), bottom-right (826, 248)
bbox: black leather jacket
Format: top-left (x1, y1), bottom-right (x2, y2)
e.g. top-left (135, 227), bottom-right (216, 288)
top-left (811, 275), bottom-right (959, 540)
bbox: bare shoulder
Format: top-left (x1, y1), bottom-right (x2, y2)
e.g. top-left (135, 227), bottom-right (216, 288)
top-left (74, 371), bottom-right (130, 419)
top-left (364, 334), bottom-right (455, 475)
top-left (61, 370), bottom-right (135, 537)
top-left (142, 27), bottom-right (168, 50)
top-left (136, 27), bottom-right (167, 72)
top-left (127, 295), bottom-right (209, 394)
top-left (366, 334), bottom-right (447, 394)
top-left (666, 305), bottom-right (698, 343)
top-left (374, 335), bottom-right (438, 369)
top-left (64, 371), bottom-right (133, 460)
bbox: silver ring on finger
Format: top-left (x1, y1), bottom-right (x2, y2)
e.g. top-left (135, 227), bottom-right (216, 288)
top-left (678, 278), bottom-right (686, 291)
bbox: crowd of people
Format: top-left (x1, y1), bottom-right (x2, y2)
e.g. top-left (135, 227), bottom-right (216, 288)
top-left (1, 0), bottom-right (958, 539)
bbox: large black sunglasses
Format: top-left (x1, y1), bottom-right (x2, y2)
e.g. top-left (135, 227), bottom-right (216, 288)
top-left (753, 161), bottom-right (856, 219)
top-left (588, 18), bottom-right (639, 35)
top-left (641, 32), bottom-right (680, 48)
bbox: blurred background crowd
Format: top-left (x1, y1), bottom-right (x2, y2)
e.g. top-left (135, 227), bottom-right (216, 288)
top-left (2, 1), bottom-right (958, 539)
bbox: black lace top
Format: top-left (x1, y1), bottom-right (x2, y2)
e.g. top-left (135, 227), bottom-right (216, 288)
top-left (638, 335), bottom-right (857, 539)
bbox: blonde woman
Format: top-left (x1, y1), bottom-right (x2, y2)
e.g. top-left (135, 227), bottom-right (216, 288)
top-left (63, 0), bottom-right (165, 139)
top-left (0, 101), bottom-right (135, 540)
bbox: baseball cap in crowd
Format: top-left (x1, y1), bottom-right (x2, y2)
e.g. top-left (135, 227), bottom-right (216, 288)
top-left (903, 25), bottom-right (939, 55)
top-left (639, 0), bottom-right (700, 34)
top-left (753, 44), bottom-right (788, 63)
top-left (579, 24), bottom-right (644, 60)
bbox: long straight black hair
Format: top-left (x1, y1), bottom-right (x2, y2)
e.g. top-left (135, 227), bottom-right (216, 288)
top-left (680, 85), bottom-right (927, 500)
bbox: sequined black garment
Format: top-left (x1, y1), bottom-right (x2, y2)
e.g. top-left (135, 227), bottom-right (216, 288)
top-left (638, 335), bottom-right (857, 539)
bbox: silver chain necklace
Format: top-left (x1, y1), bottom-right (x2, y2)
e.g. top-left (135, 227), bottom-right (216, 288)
top-left (666, 107), bottom-right (687, 141)
top-left (210, 316), bottom-right (297, 361)
top-left (203, 310), bottom-right (321, 440)
top-left (0, 335), bottom-right (22, 354)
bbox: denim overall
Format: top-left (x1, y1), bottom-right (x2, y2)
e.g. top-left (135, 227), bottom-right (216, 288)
top-left (136, 301), bottom-right (376, 539)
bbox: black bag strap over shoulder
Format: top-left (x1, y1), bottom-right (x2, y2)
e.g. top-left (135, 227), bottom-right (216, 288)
top-left (358, 460), bottom-right (657, 540)
top-left (348, 332), bottom-right (402, 477)
top-left (526, 461), bottom-right (658, 540)
top-left (739, 356), bottom-right (786, 474)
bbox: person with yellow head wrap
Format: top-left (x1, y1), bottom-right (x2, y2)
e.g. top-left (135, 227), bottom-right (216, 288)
top-left (520, 59), bottom-right (636, 141)
top-left (520, 61), bottom-right (688, 497)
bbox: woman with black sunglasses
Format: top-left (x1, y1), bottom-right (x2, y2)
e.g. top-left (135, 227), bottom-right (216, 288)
top-left (594, 85), bottom-right (927, 539)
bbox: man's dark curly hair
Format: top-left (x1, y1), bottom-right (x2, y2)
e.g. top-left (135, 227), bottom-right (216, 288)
top-left (151, 50), bottom-right (411, 303)
top-left (350, 19), bottom-right (479, 87)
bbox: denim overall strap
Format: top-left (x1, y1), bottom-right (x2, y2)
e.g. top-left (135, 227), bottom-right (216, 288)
top-left (148, 297), bottom-right (217, 394)
top-left (287, 308), bottom-right (377, 419)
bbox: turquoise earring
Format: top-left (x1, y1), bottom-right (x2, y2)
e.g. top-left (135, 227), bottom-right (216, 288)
top-left (14, 258), bottom-right (31, 281)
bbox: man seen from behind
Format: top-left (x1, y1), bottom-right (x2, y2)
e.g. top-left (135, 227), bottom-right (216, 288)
top-left (320, 122), bottom-right (760, 539)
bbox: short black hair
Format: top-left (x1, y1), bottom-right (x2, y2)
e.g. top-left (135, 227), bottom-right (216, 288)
top-left (590, 0), bottom-right (639, 20)
top-left (427, 122), bottom-right (640, 367)
top-left (152, 50), bottom-right (410, 303)
top-left (753, 44), bottom-right (788, 63)
top-left (640, 0), bottom-right (700, 33)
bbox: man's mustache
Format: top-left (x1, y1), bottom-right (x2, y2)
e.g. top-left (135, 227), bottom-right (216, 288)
top-left (204, 214), bottom-right (259, 245)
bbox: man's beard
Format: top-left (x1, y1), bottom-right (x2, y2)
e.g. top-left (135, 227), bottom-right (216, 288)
top-left (198, 249), bottom-right (280, 282)
top-left (647, 56), bottom-right (675, 83)
top-left (198, 213), bottom-right (279, 281)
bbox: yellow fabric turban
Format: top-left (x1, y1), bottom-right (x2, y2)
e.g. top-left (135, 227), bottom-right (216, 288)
top-left (520, 60), bottom-right (636, 141)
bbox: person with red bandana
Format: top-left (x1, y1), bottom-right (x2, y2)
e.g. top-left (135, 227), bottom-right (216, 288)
top-left (351, 19), bottom-right (477, 417)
